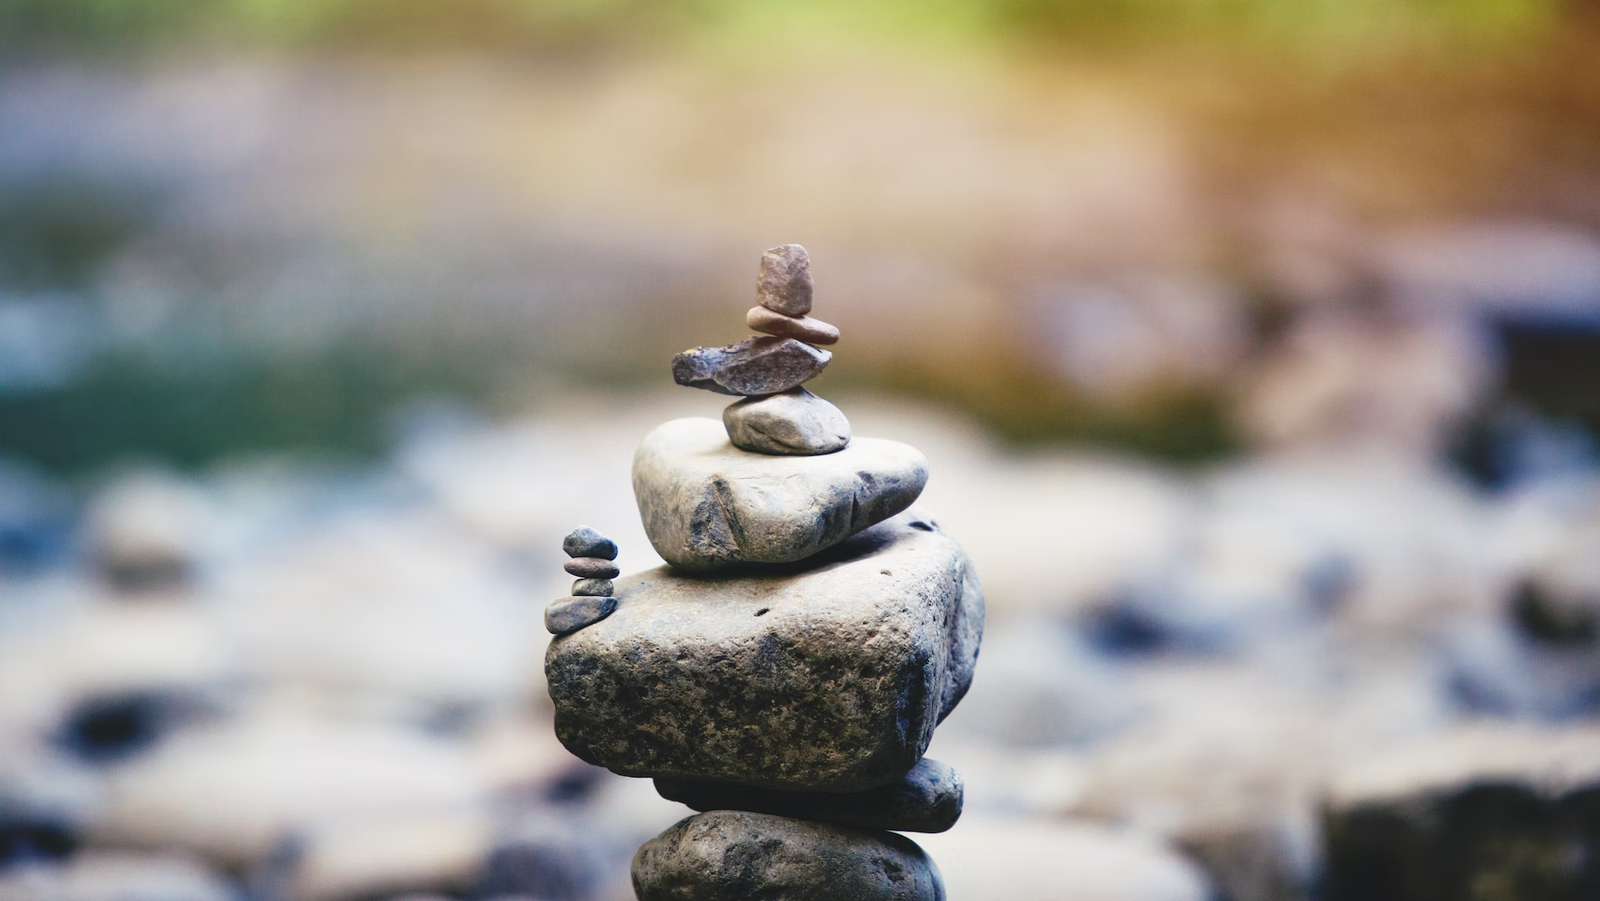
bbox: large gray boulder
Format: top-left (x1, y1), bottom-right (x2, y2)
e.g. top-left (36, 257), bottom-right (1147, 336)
top-left (632, 811), bottom-right (943, 901)
top-left (632, 417), bottom-right (927, 572)
top-left (546, 509), bottom-right (984, 792)
top-left (1323, 724), bottom-right (1600, 901)
top-left (655, 757), bottom-right (963, 834)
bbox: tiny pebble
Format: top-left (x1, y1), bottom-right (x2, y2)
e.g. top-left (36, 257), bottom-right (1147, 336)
top-left (573, 578), bottom-right (615, 597)
top-left (565, 557), bottom-right (621, 579)
top-left (546, 595), bottom-right (618, 635)
top-left (746, 307), bottom-right (839, 345)
top-left (563, 526), bottom-right (618, 560)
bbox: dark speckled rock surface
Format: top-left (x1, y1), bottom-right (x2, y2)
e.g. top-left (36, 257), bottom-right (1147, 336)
top-left (632, 811), bottom-right (944, 901)
top-left (545, 508), bottom-right (984, 792)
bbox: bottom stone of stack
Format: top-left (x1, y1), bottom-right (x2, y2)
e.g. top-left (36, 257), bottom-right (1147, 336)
top-left (654, 758), bottom-right (962, 834)
top-left (632, 810), bottom-right (944, 901)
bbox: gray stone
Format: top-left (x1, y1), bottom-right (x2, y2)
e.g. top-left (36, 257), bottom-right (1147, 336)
top-left (746, 306), bottom-right (839, 345)
top-left (562, 527), bottom-right (617, 560)
top-left (545, 596), bottom-right (618, 636)
top-left (571, 578), bottom-right (614, 597)
top-left (546, 509), bottom-right (984, 792)
top-left (671, 337), bottom-right (830, 397)
top-left (632, 811), bottom-right (943, 901)
top-left (756, 244), bottom-right (814, 317)
top-left (655, 757), bottom-right (963, 834)
top-left (631, 417), bottom-right (926, 572)
top-left (564, 557), bottom-right (620, 579)
top-left (723, 388), bottom-right (851, 456)
top-left (1323, 724), bottom-right (1600, 901)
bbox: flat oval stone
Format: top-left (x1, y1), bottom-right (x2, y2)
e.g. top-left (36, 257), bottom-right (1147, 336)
top-left (723, 388), bottom-right (850, 456)
top-left (632, 811), bottom-right (943, 901)
top-left (671, 337), bottom-right (830, 397)
top-left (746, 306), bottom-right (839, 345)
top-left (656, 757), bottom-right (964, 834)
top-left (632, 417), bottom-right (926, 572)
top-left (571, 578), bottom-right (614, 597)
top-left (547, 509), bottom-right (985, 792)
top-left (562, 527), bottom-right (617, 560)
top-left (756, 244), bottom-right (813, 317)
top-left (545, 595), bottom-right (617, 636)
top-left (564, 557), bottom-right (620, 579)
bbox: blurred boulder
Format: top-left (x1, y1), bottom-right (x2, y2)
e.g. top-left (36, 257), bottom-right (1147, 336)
top-left (0, 742), bottom-right (100, 867)
top-left (258, 806), bottom-right (491, 901)
top-left (0, 852), bottom-right (237, 901)
top-left (85, 470), bottom-right (211, 592)
top-left (916, 816), bottom-right (1212, 901)
top-left (1323, 724), bottom-right (1600, 901)
top-left (91, 711), bottom-right (490, 868)
top-left (1239, 309), bottom-right (1494, 460)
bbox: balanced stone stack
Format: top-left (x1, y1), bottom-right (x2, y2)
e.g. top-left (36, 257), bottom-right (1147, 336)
top-left (545, 244), bottom-right (984, 900)
top-left (545, 527), bottom-right (621, 636)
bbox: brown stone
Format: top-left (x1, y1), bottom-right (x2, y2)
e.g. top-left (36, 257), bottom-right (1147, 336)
top-left (757, 244), bottom-right (813, 317)
top-left (746, 306), bottom-right (839, 345)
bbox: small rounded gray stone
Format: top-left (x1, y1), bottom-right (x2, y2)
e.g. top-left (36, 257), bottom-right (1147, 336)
top-left (572, 578), bottom-right (614, 597)
top-left (564, 557), bottom-right (620, 579)
top-left (757, 244), bottom-right (814, 317)
top-left (545, 595), bottom-right (618, 636)
top-left (562, 526), bottom-right (617, 560)
top-left (723, 388), bottom-right (851, 456)
top-left (632, 810), bottom-right (943, 901)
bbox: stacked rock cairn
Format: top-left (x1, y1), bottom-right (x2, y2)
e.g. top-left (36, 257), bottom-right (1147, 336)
top-left (544, 244), bottom-right (985, 900)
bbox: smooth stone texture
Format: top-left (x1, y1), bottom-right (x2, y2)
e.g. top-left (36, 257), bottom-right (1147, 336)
top-left (571, 578), bottom-right (614, 597)
top-left (545, 596), bottom-right (618, 636)
top-left (746, 306), bottom-right (839, 345)
top-left (562, 527), bottom-right (617, 561)
top-left (723, 388), bottom-right (851, 456)
top-left (547, 509), bottom-right (984, 792)
top-left (632, 417), bottom-right (926, 572)
top-left (756, 244), bottom-right (813, 317)
top-left (632, 811), bottom-right (943, 901)
top-left (671, 337), bottom-right (830, 397)
top-left (564, 557), bottom-right (620, 579)
top-left (655, 757), bottom-right (963, 834)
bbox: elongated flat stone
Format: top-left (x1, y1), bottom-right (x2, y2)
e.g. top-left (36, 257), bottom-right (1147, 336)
top-left (563, 557), bottom-right (620, 579)
top-left (632, 417), bottom-right (925, 572)
top-left (656, 758), bottom-right (963, 834)
top-left (746, 306), bottom-right (839, 345)
top-left (723, 388), bottom-right (850, 456)
top-left (671, 337), bottom-right (829, 397)
top-left (756, 244), bottom-right (814, 317)
top-left (633, 811), bottom-right (943, 901)
top-left (546, 509), bottom-right (984, 792)
top-left (544, 596), bottom-right (617, 636)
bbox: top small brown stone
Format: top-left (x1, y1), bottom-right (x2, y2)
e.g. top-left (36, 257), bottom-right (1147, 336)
top-left (757, 244), bottom-right (813, 317)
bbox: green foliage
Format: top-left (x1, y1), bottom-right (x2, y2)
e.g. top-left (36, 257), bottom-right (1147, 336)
top-left (0, 0), bottom-right (1563, 56)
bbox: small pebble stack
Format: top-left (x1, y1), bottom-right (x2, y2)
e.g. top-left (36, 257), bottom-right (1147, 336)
top-left (672, 244), bottom-right (852, 456)
top-left (544, 526), bottom-right (620, 636)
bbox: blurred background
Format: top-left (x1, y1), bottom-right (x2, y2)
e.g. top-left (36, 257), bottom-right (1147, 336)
top-left (2, 2), bottom-right (1600, 899)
